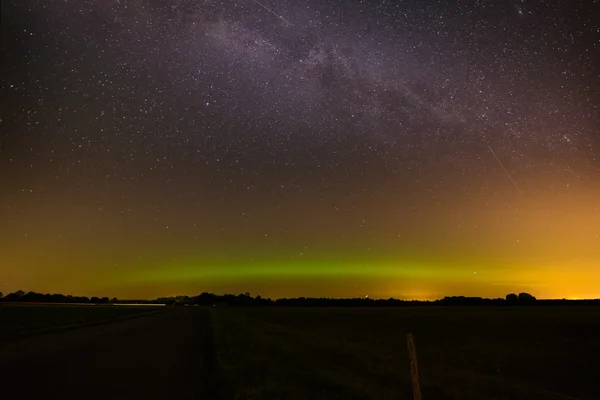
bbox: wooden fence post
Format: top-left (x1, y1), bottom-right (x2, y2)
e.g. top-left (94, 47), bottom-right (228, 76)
top-left (406, 333), bottom-right (422, 400)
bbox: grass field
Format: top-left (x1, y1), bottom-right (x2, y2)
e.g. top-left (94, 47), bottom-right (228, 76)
top-left (211, 307), bottom-right (600, 400)
top-left (0, 303), bottom-right (162, 339)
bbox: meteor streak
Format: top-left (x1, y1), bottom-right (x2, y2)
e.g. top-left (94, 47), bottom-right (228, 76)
top-left (488, 146), bottom-right (523, 195)
top-left (251, 0), bottom-right (293, 26)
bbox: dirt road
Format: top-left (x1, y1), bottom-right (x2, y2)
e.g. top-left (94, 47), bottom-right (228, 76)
top-left (0, 308), bottom-right (215, 399)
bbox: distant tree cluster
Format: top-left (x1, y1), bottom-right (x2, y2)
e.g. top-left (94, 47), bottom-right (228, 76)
top-left (0, 290), bottom-right (113, 304)
top-left (1, 290), bottom-right (598, 306)
top-left (505, 292), bottom-right (537, 304)
top-left (435, 293), bottom-right (539, 306)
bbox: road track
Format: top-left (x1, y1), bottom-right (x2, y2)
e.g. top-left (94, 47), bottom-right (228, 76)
top-left (0, 308), bottom-right (214, 399)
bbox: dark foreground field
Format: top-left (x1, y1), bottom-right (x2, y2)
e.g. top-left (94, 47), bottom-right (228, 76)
top-left (0, 303), bottom-right (162, 339)
top-left (1, 306), bottom-right (599, 399)
top-left (211, 307), bottom-right (600, 400)
top-left (0, 307), bottom-right (212, 399)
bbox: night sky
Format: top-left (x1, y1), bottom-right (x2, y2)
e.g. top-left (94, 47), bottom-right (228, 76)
top-left (1, 0), bottom-right (599, 300)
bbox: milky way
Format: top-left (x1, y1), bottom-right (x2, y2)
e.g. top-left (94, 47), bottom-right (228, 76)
top-left (1, 0), bottom-right (599, 299)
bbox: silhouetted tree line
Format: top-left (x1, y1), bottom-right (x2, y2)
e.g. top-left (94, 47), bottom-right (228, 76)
top-left (2, 290), bottom-right (599, 306)
top-left (0, 290), bottom-right (115, 304)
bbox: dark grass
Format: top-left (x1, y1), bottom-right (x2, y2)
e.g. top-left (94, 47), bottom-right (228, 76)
top-left (211, 307), bottom-right (600, 400)
top-left (0, 303), bottom-right (162, 339)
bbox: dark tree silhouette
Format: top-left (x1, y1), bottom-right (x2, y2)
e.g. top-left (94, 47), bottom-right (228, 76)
top-left (0, 289), bottom-right (596, 307)
top-left (518, 292), bottom-right (537, 303)
top-left (3, 290), bottom-right (25, 301)
top-left (506, 293), bottom-right (518, 303)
